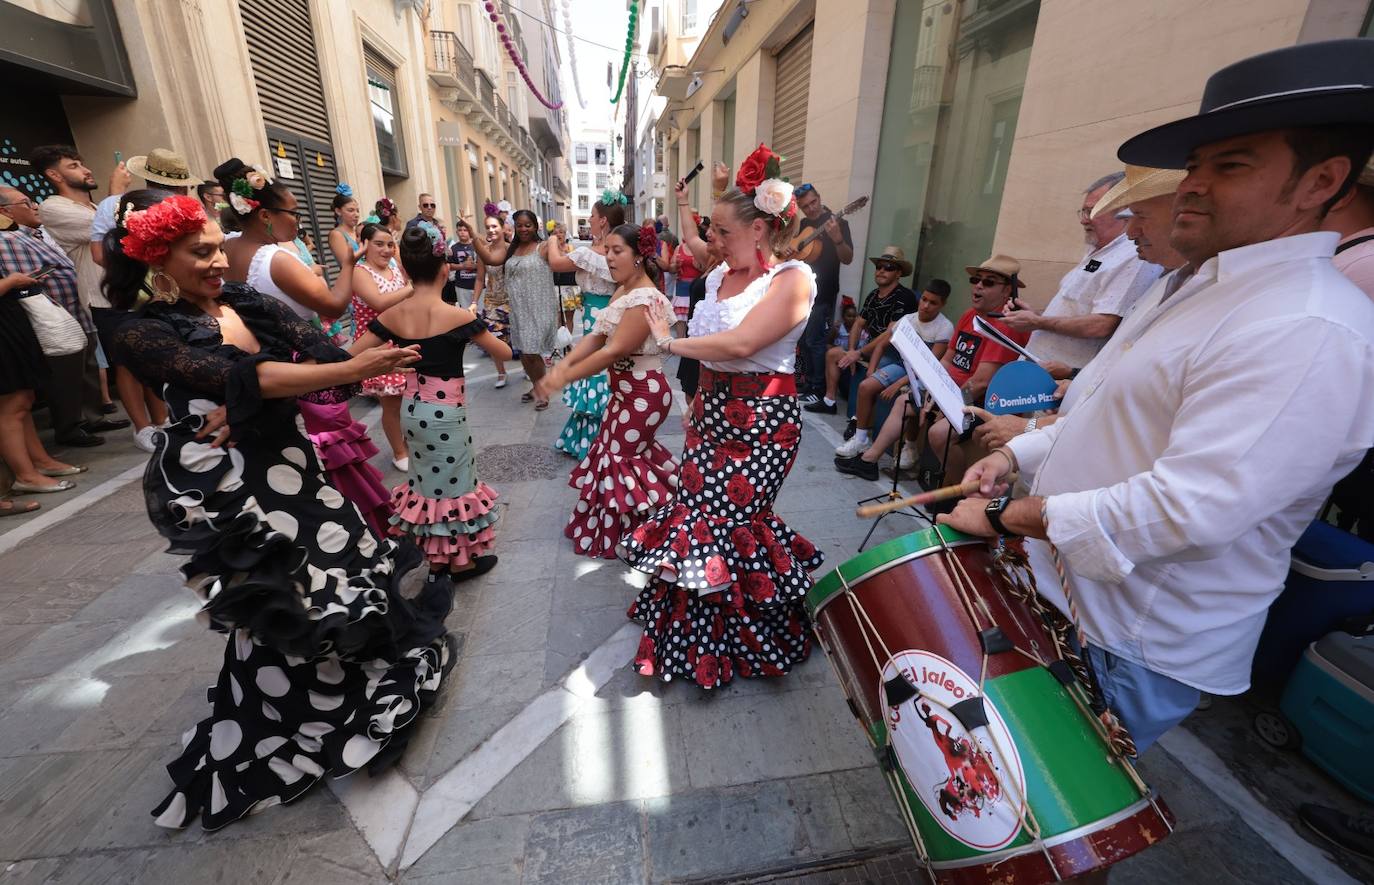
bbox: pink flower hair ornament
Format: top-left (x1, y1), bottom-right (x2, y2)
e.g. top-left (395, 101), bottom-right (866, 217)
top-left (120, 195), bottom-right (209, 266)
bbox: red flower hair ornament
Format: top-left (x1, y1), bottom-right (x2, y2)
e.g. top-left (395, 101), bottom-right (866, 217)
top-left (637, 224), bottom-right (659, 261)
top-left (120, 195), bottom-right (209, 266)
top-left (734, 143), bottom-right (796, 229)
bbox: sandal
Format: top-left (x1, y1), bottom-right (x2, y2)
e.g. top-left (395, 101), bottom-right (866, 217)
top-left (39, 465), bottom-right (88, 477)
top-left (534, 399), bottom-right (550, 411)
top-left (521, 391), bottom-right (534, 403)
top-left (0, 499), bottom-right (40, 517)
top-left (10, 479), bottom-right (76, 494)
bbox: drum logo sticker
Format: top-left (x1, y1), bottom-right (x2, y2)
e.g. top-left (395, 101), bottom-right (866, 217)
top-left (884, 650), bottom-right (1027, 851)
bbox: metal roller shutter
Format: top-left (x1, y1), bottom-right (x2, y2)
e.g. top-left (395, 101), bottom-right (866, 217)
top-left (240, 0), bottom-right (332, 144)
top-left (771, 23), bottom-right (812, 183)
top-left (267, 128), bottom-right (341, 280)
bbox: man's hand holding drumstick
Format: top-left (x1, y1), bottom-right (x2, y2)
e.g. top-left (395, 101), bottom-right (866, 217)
top-left (935, 448), bottom-right (1051, 540)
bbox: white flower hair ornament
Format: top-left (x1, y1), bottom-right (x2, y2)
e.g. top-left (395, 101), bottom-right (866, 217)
top-left (753, 179), bottom-right (795, 220)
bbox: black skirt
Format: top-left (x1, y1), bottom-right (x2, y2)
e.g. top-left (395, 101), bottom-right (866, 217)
top-left (0, 296), bottom-right (50, 395)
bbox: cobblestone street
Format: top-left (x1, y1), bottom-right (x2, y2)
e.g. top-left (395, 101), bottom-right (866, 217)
top-left (0, 355), bottom-right (1368, 884)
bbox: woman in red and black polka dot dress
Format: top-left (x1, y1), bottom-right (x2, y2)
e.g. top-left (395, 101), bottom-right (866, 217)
top-left (537, 223), bottom-right (678, 559)
top-left (618, 147), bottom-right (825, 689)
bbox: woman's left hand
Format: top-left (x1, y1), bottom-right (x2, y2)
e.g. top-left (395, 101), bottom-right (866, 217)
top-left (196, 406), bottom-right (233, 448)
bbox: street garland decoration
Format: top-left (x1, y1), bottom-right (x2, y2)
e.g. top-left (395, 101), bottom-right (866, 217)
top-left (552, 0), bottom-right (588, 110)
top-left (483, 1), bottom-right (563, 110)
top-left (610, 0), bottom-right (638, 105)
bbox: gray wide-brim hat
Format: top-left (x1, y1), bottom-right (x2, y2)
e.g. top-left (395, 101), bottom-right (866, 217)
top-left (1118, 39), bottom-right (1374, 169)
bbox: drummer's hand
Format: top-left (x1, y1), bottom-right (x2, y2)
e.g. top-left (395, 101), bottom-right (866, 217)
top-left (963, 450), bottom-right (1015, 498)
top-left (936, 498), bottom-right (998, 538)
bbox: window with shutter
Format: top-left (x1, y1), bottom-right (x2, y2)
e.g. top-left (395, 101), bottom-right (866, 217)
top-left (266, 128), bottom-right (342, 281)
top-left (364, 45), bottom-right (408, 178)
top-left (771, 23), bottom-right (813, 183)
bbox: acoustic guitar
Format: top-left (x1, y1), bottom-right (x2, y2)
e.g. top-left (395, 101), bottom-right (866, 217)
top-left (785, 196), bottom-right (870, 264)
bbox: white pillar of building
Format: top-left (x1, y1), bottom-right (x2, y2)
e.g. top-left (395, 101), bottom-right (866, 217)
top-left (803, 0), bottom-right (897, 298)
top-left (733, 51), bottom-right (776, 162)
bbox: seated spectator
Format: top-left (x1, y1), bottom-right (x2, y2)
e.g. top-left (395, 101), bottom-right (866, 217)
top-left (834, 279), bottom-right (953, 458)
top-left (831, 297), bottom-right (860, 351)
top-left (999, 172), bottom-right (1162, 369)
top-left (804, 246), bottom-right (919, 415)
top-left (964, 166), bottom-right (1191, 466)
top-left (836, 255), bottom-right (1029, 481)
top-left (0, 267), bottom-right (86, 506)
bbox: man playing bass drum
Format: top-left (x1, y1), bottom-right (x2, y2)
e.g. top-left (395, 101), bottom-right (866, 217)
top-left (790, 183), bottom-right (853, 403)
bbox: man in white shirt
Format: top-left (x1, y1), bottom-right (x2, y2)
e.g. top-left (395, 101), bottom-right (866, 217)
top-left (31, 145), bottom-right (131, 444)
top-left (940, 39), bottom-right (1374, 756)
top-left (1000, 173), bottom-right (1161, 368)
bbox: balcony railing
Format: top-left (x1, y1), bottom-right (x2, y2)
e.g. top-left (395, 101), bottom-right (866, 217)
top-left (427, 30), bottom-right (476, 92)
top-left (426, 30), bottom-right (540, 167)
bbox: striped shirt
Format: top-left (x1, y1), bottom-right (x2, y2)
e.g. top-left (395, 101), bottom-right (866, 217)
top-left (0, 226), bottom-right (90, 334)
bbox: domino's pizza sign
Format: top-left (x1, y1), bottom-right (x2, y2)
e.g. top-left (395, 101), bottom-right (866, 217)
top-left (983, 362), bottom-right (1060, 415)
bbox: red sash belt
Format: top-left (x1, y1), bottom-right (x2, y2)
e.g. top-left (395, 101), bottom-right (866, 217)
top-left (698, 368), bottom-right (797, 399)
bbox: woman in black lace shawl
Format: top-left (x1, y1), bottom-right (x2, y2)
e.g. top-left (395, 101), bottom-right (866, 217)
top-left (107, 194), bottom-right (456, 831)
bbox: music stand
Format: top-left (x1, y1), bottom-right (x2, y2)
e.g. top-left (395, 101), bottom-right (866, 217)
top-left (855, 397), bottom-right (933, 551)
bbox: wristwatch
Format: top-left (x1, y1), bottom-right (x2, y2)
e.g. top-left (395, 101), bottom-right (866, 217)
top-left (984, 496), bottom-right (1015, 536)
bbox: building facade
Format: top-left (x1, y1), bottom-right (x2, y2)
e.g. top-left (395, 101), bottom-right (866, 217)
top-left (0, 0), bottom-right (568, 271)
top-left (569, 125), bottom-right (615, 238)
top-left (652, 0), bottom-right (1374, 315)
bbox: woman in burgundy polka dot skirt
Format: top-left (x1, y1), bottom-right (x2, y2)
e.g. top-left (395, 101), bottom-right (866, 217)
top-left (537, 223), bottom-right (678, 559)
top-left (618, 147), bottom-right (825, 689)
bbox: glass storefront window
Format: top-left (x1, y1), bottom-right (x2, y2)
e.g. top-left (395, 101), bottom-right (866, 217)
top-left (861, 0), bottom-right (1040, 315)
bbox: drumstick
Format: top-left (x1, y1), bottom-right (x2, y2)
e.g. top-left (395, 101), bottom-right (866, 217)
top-left (855, 475), bottom-right (1017, 519)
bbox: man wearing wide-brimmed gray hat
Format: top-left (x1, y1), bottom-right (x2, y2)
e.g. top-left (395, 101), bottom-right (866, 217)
top-left (943, 38), bottom-right (1374, 773)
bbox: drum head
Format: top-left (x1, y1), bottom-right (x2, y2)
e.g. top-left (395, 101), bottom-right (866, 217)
top-left (806, 524), bottom-right (979, 616)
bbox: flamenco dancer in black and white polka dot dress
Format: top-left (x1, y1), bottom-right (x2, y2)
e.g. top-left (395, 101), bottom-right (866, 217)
top-left (106, 195), bottom-right (456, 830)
top-left (619, 146), bottom-right (825, 688)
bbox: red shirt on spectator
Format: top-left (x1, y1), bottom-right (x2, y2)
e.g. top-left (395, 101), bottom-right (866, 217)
top-left (945, 308), bottom-right (1030, 387)
top-left (676, 244), bottom-right (700, 283)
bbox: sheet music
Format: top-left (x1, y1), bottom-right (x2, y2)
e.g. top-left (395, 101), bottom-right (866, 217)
top-left (973, 316), bottom-right (1045, 364)
top-left (892, 320), bottom-right (966, 429)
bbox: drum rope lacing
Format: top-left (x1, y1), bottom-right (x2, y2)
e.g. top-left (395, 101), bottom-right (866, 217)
top-left (988, 538), bottom-right (1142, 763)
top-left (836, 565), bottom-right (1059, 881)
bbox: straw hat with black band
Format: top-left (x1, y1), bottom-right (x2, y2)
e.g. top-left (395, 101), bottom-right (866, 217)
top-left (1118, 38), bottom-right (1374, 169)
top-left (126, 148), bottom-right (203, 189)
top-left (867, 245), bottom-right (913, 277)
top-left (964, 253), bottom-right (1027, 289)
top-left (1090, 165), bottom-right (1188, 220)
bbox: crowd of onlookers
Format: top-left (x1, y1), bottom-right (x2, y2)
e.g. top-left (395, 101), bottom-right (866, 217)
top-left (793, 161), bottom-right (1374, 503)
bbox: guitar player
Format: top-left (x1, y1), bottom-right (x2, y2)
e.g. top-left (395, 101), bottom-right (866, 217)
top-left (792, 184), bottom-right (854, 402)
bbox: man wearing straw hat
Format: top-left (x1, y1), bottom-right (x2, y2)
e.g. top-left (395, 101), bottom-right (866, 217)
top-left (941, 39), bottom-right (1374, 760)
top-left (961, 165), bottom-right (1191, 462)
top-left (1000, 172), bottom-right (1161, 371)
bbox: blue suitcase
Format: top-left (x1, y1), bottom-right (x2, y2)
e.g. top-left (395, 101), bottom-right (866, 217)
top-left (1252, 520), bottom-right (1374, 688)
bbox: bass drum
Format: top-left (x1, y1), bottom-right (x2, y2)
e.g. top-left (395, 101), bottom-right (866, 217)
top-left (806, 525), bottom-right (1173, 883)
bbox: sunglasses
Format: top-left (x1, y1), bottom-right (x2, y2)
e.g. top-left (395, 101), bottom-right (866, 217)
top-left (969, 275), bottom-right (1008, 287)
top-left (421, 203), bottom-right (436, 209)
top-left (874, 262), bottom-right (901, 273)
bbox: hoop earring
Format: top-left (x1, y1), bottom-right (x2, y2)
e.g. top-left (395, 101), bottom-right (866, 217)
top-left (151, 269), bottom-right (181, 302)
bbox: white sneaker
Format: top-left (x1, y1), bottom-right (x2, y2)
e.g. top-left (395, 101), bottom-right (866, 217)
top-left (898, 446), bottom-right (917, 471)
top-left (494, 375), bottom-right (508, 389)
top-left (132, 425), bottom-right (158, 453)
top-left (392, 456), bottom-right (410, 472)
top-left (834, 436), bottom-right (867, 458)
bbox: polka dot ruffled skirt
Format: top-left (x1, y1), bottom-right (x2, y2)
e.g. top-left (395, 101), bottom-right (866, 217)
top-left (565, 368), bottom-right (677, 559)
top-left (617, 382), bottom-right (824, 688)
top-left (144, 395), bottom-right (454, 830)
